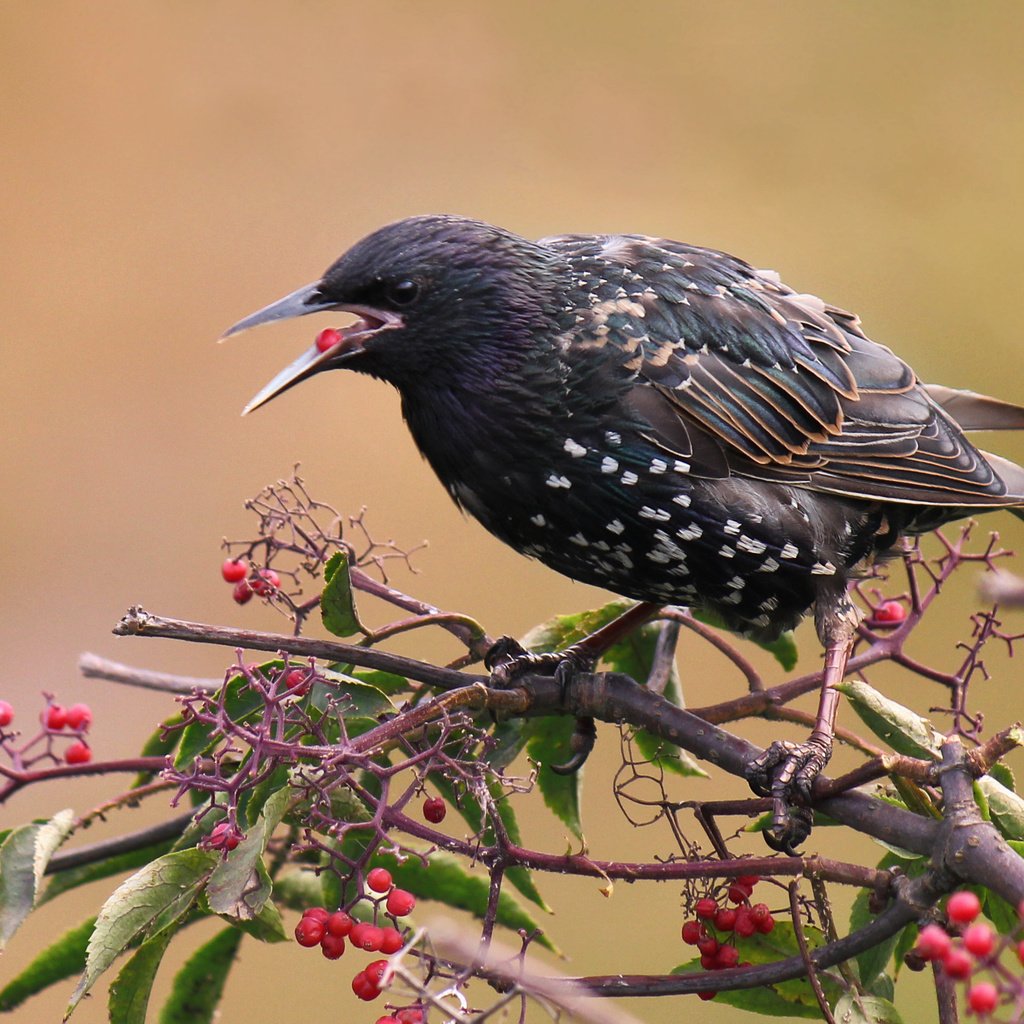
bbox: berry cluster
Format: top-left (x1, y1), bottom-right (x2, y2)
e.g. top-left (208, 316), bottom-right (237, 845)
top-left (912, 890), bottom-right (1024, 1016)
top-left (680, 876), bottom-right (775, 1001)
top-left (0, 697), bottom-right (95, 766)
top-left (293, 867), bottom-right (418, 1003)
top-left (221, 558), bottom-right (281, 605)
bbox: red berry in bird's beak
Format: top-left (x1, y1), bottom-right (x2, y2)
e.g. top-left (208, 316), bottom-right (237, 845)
top-left (316, 327), bottom-right (343, 353)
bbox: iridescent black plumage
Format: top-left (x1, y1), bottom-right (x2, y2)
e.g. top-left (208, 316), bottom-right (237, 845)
top-left (227, 215), bottom-right (1024, 846)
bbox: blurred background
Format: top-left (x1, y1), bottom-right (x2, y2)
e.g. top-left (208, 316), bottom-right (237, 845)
top-left (4, 3), bottom-right (1024, 1021)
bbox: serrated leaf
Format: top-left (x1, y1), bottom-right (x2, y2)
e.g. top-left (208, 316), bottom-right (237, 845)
top-left (0, 809), bottom-right (75, 949)
top-left (42, 838), bottom-right (177, 906)
top-left (834, 993), bottom-right (904, 1023)
top-left (837, 679), bottom-right (942, 758)
top-left (520, 600), bottom-right (632, 653)
top-left (0, 916), bottom-right (93, 1011)
top-left (321, 550), bottom-right (366, 637)
top-left (850, 887), bottom-right (900, 986)
top-left (524, 715), bottom-right (583, 838)
top-left (369, 849), bottom-right (557, 953)
top-left (671, 954), bottom-right (822, 1018)
top-left (158, 926), bottom-right (242, 1024)
top-left (206, 786), bottom-right (289, 919)
top-left (430, 773), bottom-right (550, 912)
top-left (108, 928), bottom-right (174, 1024)
top-left (66, 848), bottom-right (217, 1017)
top-left (315, 669), bottom-right (396, 718)
top-left (979, 776), bottom-right (1024, 840)
top-left (990, 761), bottom-right (1015, 792)
top-left (602, 621), bottom-right (705, 777)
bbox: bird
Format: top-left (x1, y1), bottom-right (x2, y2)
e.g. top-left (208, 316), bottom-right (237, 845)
top-left (224, 214), bottom-right (1024, 849)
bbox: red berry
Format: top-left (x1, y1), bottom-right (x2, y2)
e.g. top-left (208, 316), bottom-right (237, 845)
top-left (379, 927), bottom-right (404, 954)
top-left (695, 897), bottom-right (718, 919)
top-left (698, 990), bottom-right (717, 1001)
top-left (386, 888), bottom-right (416, 917)
top-left (221, 559), bottom-right (248, 582)
top-left (326, 911), bottom-right (353, 937)
top-left (714, 908), bottom-right (737, 932)
top-left (302, 906), bottom-right (329, 924)
top-left (46, 705), bottom-right (67, 730)
top-left (64, 703), bottom-right (92, 730)
top-left (376, 1018), bottom-right (400, 1024)
top-left (65, 740), bottom-right (92, 764)
top-left (350, 923), bottom-right (384, 952)
top-left (250, 568), bottom-right (280, 595)
top-left (352, 970), bottom-right (383, 1001)
top-left (395, 1011), bottom-right (424, 1024)
top-left (207, 822), bottom-right (241, 851)
top-left (423, 796), bottom-right (446, 823)
top-left (285, 669), bottom-right (311, 696)
top-left (1018, 938), bottom-right (1024, 966)
top-left (872, 600), bottom-right (906, 626)
top-left (294, 917), bottom-right (324, 946)
top-left (947, 891), bottom-right (982, 924)
top-left (696, 934), bottom-right (719, 957)
top-left (915, 924), bottom-right (951, 961)
top-left (233, 579), bottom-right (253, 604)
top-left (963, 922), bottom-right (995, 958)
top-left (715, 944), bottom-right (739, 969)
top-left (734, 907), bottom-right (756, 937)
top-left (681, 919), bottom-right (704, 944)
top-left (367, 867), bottom-right (394, 893)
top-left (968, 981), bottom-right (999, 1015)
top-left (0, 700), bottom-right (13, 727)
top-left (320, 932), bottom-right (346, 959)
top-left (728, 882), bottom-right (752, 904)
top-left (941, 946), bottom-right (973, 979)
top-left (365, 959), bottom-right (389, 983)
top-left (699, 952), bottom-right (717, 969)
top-left (316, 327), bottom-right (342, 353)
top-left (736, 874), bottom-right (760, 888)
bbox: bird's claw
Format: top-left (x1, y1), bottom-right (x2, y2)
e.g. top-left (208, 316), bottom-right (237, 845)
top-left (485, 636), bottom-right (593, 701)
top-left (745, 737), bottom-right (832, 852)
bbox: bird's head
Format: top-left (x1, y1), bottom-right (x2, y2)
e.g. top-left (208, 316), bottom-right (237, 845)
top-left (224, 215), bottom-right (565, 413)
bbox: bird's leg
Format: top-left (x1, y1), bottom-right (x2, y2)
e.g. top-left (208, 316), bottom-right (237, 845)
top-left (746, 596), bottom-right (860, 851)
top-left (485, 601), bottom-right (659, 691)
top-left (485, 601), bottom-right (659, 774)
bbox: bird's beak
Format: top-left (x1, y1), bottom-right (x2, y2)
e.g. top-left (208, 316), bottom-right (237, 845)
top-left (222, 283), bottom-right (401, 415)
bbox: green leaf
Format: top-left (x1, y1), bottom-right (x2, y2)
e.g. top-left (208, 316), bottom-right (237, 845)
top-left (524, 715), bottom-right (583, 839)
top-left (837, 679), bottom-right (943, 758)
top-left (520, 600), bottom-right (632, 652)
top-left (272, 869), bottom-right (323, 913)
top-left (0, 809), bottom-right (75, 949)
top-left (350, 669), bottom-right (411, 695)
top-left (0, 916), bottom-right (93, 1011)
top-left (833, 993), bottom-right (904, 1023)
top-left (226, 899), bottom-right (288, 943)
top-left (315, 668), bottom-right (396, 718)
top-left (132, 714), bottom-right (186, 787)
top-left (370, 849), bottom-right (557, 953)
top-left (990, 760), bottom-right (1015, 792)
top-left (158, 927), bottom-right (242, 1024)
top-left (321, 550), bottom-right (367, 637)
top-left (430, 773), bottom-right (550, 912)
top-left (978, 776), bottom-right (1024, 840)
top-left (42, 838), bottom-right (176, 906)
top-left (691, 607), bottom-right (798, 670)
top-left (671, 954), bottom-right (822, 1018)
top-left (206, 786), bottom-right (290, 919)
top-left (602, 621), bottom-right (705, 777)
top-left (108, 928), bottom-right (174, 1024)
top-left (66, 848), bottom-right (217, 1017)
top-left (850, 887), bottom-right (900, 986)
top-left (173, 670), bottom-right (268, 770)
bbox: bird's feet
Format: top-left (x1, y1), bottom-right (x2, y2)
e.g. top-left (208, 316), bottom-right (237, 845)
top-left (745, 736), bottom-right (832, 853)
top-left (485, 636), bottom-right (595, 698)
top-left (484, 637), bottom-right (597, 775)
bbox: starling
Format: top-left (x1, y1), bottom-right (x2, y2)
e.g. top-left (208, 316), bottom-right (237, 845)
top-left (225, 215), bottom-right (1024, 848)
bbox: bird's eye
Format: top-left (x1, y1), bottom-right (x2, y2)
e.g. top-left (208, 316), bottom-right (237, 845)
top-left (388, 279), bottom-right (420, 306)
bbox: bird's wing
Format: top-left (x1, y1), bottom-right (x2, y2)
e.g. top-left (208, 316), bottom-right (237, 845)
top-left (551, 234), bottom-right (1024, 507)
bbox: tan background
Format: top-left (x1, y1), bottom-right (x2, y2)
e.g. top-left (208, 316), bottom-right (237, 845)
top-left (4, 3), bottom-right (1024, 1022)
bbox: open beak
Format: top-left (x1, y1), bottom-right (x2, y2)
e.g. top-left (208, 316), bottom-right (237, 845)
top-left (222, 283), bottom-right (401, 415)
